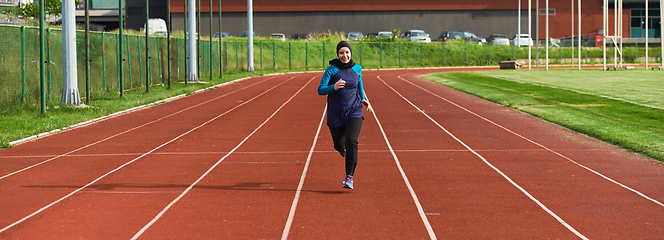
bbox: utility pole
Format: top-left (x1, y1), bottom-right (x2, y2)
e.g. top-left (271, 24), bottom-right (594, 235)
top-left (39, 0), bottom-right (46, 114)
top-left (247, 0), bottom-right (254, 72)
top-left (119, 0), bottom-right (124, 96)
top-left (85, 0), bottom-right (90, 104)
top-left (188, 0), bottom-right (198, 81)
top-left (62, 0), bottom-right (80, 105)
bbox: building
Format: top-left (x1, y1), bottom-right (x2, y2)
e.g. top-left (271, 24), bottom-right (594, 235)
top-left (166, 0), bottom-right (661, 41)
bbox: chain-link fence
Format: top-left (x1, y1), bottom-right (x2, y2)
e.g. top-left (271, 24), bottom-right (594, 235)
top-left (1, 25), bottom-right (662, 111)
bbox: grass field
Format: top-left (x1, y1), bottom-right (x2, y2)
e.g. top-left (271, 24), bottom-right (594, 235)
top-left (421, 69), bottom-right (664, 163)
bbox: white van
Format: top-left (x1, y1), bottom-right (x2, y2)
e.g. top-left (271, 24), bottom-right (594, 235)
top-left (142, 18), bottom-right (167, 35)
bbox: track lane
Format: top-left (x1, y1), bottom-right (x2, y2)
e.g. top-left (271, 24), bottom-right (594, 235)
top-left (0, 74), bottom-right (303, 238)
top-left (379, 71), bottom-right (664, 239)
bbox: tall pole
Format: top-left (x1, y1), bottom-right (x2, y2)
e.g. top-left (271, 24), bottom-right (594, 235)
top-left (39, 0), bottom-right (46, 114)
top-left (197, 0), bottom-right (201, 79)
top-left (167, 0), bottom-right (171, 89)
top-left (247, 0), bottom-right (254, 72)
top-left (603, 0), bottom-right (606, 71)
top-left (614, 0), bottom-right (618, 67)
top-left (119, 0), bottom-right (124, 97)
top-left (578, 0), bottom-right (581, 71)
top-left (209, 0), bottom-right (213, 80)
top-left (660, 0), bottom-right (664, 69)
top-left (645, 0), bottom-right (649, 69)
top-left (219, 0), bottom-right (224, 78)
top-left (184, 0), bottom-right (188, 84)
top-left (545, 0), bottom-right (549, 71)
top-left (536, 0), bottom-right (539, 69)
top-left (571, 0), bottom-right (574, 68)
top-left (528, 0), bottom-right (532, 70)
top-left (146, 0), bottom-right (150, 92)
top-left (85, 0), bottom-right (90, 104)
top-left (188, 0), bottom-right (198, 81)
top-left (62, 0), bottom-right (80, 105)
top-left (518, 0), bottom-right (521, 48)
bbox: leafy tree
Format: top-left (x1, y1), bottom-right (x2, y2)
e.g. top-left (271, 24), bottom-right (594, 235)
top-left (3, 0), bottom-right (81, 20)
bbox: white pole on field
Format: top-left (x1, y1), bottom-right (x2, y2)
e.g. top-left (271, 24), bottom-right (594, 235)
top-left (188, 0), bottom-right (198, 81)
top-left (518, 0), bottom-right (521, 51)
top-left (614, 0), bottom-right (617, 67)
top-left (247, 0), bottom-right (255, 72)
top-left (571, 0), bottom-right (574, 68)
top-left (603, 0), bottom-right (606, 71)
top-left (619, 0), bottom-right (624, 67)
top-left (645, 0), bottom-right (649, 69)
top-left (660, 0), bottom-right (663, 69)
top-left (578, 0), bottom-right (581, 71)
top-left (61, 0), bottom-right (80, 105)
top-left (545, 0), bottom-right (549, 71)
top-left (528, 0), bottom-right (532, 70)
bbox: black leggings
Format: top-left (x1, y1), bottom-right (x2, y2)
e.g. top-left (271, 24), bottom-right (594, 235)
top-left (328, 117), bottom-right (363, 176)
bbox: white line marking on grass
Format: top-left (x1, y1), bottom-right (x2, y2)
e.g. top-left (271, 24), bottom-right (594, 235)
top-left (377, 75), bottom-right (588, 240)
top-left (0, 76), bottom-right (278, 181)
top-left (397, 74), bottom-right (664, 209)
top-left (491, 76), bottom-right (664, 110)
top-left (0, 77), bottom-right (295, 234)
top-left (366, 92), bottom-right (438, 240)
top-left (131, 76), bottom-right (315, 240)
top-left (281, 105), bottom-right (326, 240)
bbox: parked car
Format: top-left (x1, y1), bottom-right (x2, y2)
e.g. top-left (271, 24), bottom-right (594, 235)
top-left (270, 33), bottom-right (286, 41)
top-left (347, 32), bottom-right (364, 40)
top-left (291, 33), bottom-right (311, 40)
top-left (213, 32), bottom-right (230, 38)
top-left (402, 30), bottom-right (431, 43)
top-left (142, 18), bottom-right (167, 35)
top-left (486, 34), bottom-right (510, 45)
top-left (240, 31), bottom-right (256, 37)
top-left (377, 31), bottom-right (393, 38)
top-left (437, 30), bottom-right (486, 45)
top-left (511, 34), bottom-right (534, 47)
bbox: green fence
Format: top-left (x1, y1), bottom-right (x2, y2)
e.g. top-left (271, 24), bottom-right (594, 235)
top-left (1, 25), bottom-right (662, 111)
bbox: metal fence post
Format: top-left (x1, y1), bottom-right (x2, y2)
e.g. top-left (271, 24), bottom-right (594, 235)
top-left (442, 42), bottom-right (446, 66)
top-left (127, 35), bottom-right (133, 88)
top-left (289, 42), bottom-right (292, 70)
top-left (138, 35), bottom-right (143, 87)
top-left (47, 28), bottom-right (52, 100)
top-left (102, 32), bottom-right (106, 93)
top-left (272, 42), bottom-right (275, 71)
top-left (398, 42), bottom-right (401, 68)
top-left (21, 26), bottom-right (25, 106)
top-left (380, 42), bottom-right (383, 69)
top-left (420, 42), bottom-right (423, 67)
top-left (305, 42), bottom-right (308, 71)
top-left (260, 41), bottom-right (263, 71)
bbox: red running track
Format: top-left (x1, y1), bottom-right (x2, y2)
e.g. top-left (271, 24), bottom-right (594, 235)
top-left (1, 69), bottom-right (663, 239)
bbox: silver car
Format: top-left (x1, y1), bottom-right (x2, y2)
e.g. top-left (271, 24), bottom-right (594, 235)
top-left (402, 30), bottom-right (431, 43)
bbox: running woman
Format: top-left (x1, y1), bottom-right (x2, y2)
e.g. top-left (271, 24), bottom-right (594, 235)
top-left (318, 41), bottom-right (371, 189)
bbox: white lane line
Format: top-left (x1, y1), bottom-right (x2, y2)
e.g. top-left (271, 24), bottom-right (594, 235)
top-left (0, 76), bottom-right (278, 181)
top-left (0, 77), bottom-right (295, 234)
top-left (366, 96), bottom-right (438, 239)
top-left (281, 105), bottom-right (326, 240)
top-left (131, 76), bottom-right (316, 240)
top-left (377, 75), bottom-right (588, 239)
top-left (397, 74), bottom-right (664, 208)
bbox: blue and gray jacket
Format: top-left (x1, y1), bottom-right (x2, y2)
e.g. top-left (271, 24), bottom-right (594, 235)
top-left (318, 64), bottom-right (365, 128)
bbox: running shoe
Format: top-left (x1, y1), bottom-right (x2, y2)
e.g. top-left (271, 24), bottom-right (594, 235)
top-left (343, 175), bottom-right (353, 189)
top-left (340, 149), bottom-right (346, 157)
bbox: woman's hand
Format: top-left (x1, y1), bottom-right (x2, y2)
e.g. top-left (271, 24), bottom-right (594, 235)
top-left (362, 100), bottom-right (372, 112)
top-left (334, 79), bottom-right (346, 90)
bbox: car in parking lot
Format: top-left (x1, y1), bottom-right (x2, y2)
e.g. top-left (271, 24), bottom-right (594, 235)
top-left (511, 34), bottom-right (534, 47)
top-left (377, 31), bottom-right (393, 38)
top-left (213, 32), bottom-right (229, 38)
top-left (270, 33), bottom-right (286, 41)
top-left (291, 34), bottom-right (311, 40)
top-left (402, 30), bottom-right (431, 43)
top-left (437, 30), bottom-right (486, 45)
top-left (347, 32), bottom-right (364, 40)
top-left (486, 34), bottom-right (510, 45)
top-left (240, 31), bottom-right (256, 37)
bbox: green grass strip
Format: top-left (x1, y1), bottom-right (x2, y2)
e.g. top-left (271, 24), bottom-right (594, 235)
top-left (0, 71), bottom-right (268, 148)
top-left (422, 71), bottom-right (664, 163)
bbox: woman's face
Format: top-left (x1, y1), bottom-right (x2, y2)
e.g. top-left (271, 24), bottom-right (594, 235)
top-left (338, 47), bottom-right (351, 64)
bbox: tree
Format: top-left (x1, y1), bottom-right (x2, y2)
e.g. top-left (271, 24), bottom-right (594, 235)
top-left (3, 0), bottom-right (81, 20)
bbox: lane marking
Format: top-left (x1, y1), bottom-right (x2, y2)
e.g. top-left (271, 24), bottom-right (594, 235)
top-left (0, 76), bottom-right (296, 234)
top-left (0, 148), bottom-right (609, 160)
top-left (397, 74), bottom-right (664, 208)
top-left (281, 105), bottom-right (326, 240)
top-left (366, 95), bottom-right (438, 240)
top-left (131, 76), bottom-right (316, 239)
top-left (0, 76), bottom-right (278, 181)
top-left (377, 75), bottom-right (588, 240)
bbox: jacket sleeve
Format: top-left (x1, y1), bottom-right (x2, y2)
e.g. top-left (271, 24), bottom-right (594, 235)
top-left (318, 67), bottom-right (337, 95)
top-left (354, 65), bottom-right (366, 100)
